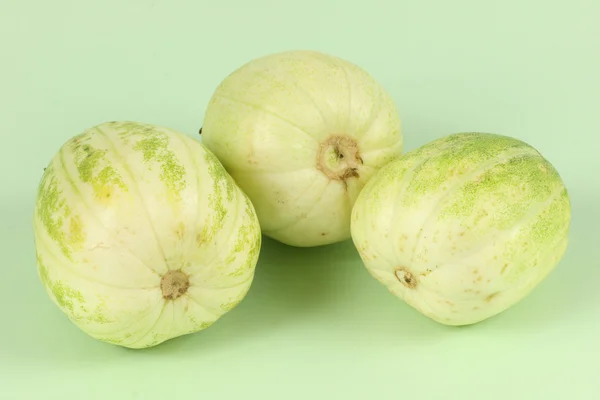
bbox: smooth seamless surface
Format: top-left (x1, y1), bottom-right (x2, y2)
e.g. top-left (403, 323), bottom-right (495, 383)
top-left (1, 0), bottom-right (598, 399)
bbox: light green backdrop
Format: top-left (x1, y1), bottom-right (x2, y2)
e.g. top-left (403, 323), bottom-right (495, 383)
top-left (1, 0), bottom-right (598, 398)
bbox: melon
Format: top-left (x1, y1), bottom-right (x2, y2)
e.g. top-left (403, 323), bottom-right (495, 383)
top-left (33, 121), bottom-right (261, 348)
top-left (351, 132), bottom-right (571, 325)
top-left (201, 50), bottom-right (402, 247)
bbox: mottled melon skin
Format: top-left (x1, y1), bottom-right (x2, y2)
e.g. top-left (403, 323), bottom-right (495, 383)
top-left (351, 132), bottom-right (571, 326)
top-left (33, 121), bottom-right (261, 348)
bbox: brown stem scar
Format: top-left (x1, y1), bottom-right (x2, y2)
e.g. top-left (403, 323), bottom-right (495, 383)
top-left (316, 135), bottom-right (362, 182)
top-left (161, 270), bottom-right (190, 300)
top-left (395, 268), bottom-right (417, 289)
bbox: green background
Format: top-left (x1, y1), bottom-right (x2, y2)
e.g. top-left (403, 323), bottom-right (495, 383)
top-left (1, 0), bottom-right (598, 398)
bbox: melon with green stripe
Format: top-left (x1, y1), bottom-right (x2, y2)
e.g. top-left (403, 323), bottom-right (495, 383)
top-left (33, 121), bottom-right (261, 348)
top-left (351, 132), bottom-right (571, 326)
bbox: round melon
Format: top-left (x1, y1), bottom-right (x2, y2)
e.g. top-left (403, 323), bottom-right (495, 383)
top-left (201, 50), bottom-right (402, 247)
top-left (351, 132), bottom-right (571, 326)
top-left (33, 121), bottom-right (261, 348)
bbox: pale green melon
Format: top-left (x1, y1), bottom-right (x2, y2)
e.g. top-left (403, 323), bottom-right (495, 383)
top-left (351, 132), bottom-right (571, 326)
top-left (33, 121), bottom-right (261, 348)
top-left (201, 50), bottom-right (402, 247)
